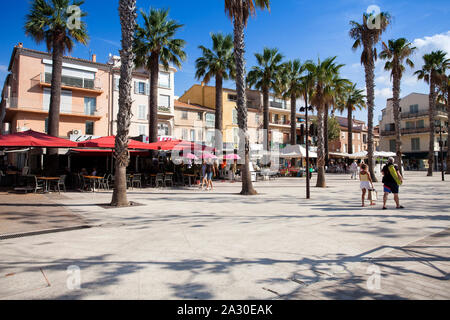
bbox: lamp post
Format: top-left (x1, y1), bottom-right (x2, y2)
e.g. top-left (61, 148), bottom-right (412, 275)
top-left (300, 104), bottom-right (314, 199)
top-left (436, 122), bottom-right (447, 181)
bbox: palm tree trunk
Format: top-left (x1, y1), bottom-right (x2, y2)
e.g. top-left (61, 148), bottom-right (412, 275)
top-left (290, 94), bottom-right (296, 145)
top-left (324, 103), bottom-right (329, 165)
top-left (427, 80), bottom-right (436, 176)
top-left (149, 53), bottom-right (159, 143)
top-left (392, 71), bottom-right (403, 175)
top-left (347, 105), bottom-right (353, 154)
top-left (316, 104), bottom-right (326, 188)
top-left (111, 0), bottom-right (136, 207)
top-left (215, 74), bottom-right (223, 153)
top-left (363, 59), bottom-right (378, 182)
top-left (446, 85), bottom-right (450, 174)
top-left (263, 88), bottom-right (270, 151)
top-left (45, 35), bottom-right (64, 174)
top-left (233, 14), bottom-right (256, 195)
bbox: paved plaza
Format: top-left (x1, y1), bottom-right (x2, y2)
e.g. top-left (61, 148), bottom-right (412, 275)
top-left (0, 172), bottom-right (449, 300)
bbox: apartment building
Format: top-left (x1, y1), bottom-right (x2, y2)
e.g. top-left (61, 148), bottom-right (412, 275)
top-left (179, 83), bottom-right (304, 148)
top-left (379, 93), bottom-right (448, 169)
top-left (1, 44), bottom-right (110, 139)
top-left (329, 116), bottom-right (369, 154)
top-left (108, 55), bottom-right (177, 141)
top-left (173, 100), bottom-right (215, 143)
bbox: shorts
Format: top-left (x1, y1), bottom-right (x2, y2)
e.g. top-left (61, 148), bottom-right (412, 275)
top-left (360, 181), bottom-right (371, 190)
top-left (384, 183), bottom-right (399, 194)
top-left (207, 172), bottom-right (213, 181)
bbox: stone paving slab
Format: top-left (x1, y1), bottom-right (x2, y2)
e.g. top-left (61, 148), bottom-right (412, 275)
top-left (0, 192), bottom-right (88, 236)
top-left (283, 228), bottom-right (450, 300)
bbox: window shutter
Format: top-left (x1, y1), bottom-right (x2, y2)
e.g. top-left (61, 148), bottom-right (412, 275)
top-left (146, 83), bottom-right (150, 95)
top-left (134, 81), bottom-right (138, 94)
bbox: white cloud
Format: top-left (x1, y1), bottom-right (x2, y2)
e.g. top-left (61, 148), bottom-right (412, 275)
top-left (375, 87), bottom-right (392, 100)
top-left (0, 65), bottom-right (8, 73)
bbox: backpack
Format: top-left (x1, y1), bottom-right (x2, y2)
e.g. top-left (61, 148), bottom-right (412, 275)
top-left (388, 165), bottom-right (402, 186)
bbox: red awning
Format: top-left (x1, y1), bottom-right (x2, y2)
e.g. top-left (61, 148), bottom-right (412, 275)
top-left (0, 130), bottom-right (78, 148)
top-left (77, 136), bottom-right (158, 150)
top-left (70, 149), bottom-right (149, 157)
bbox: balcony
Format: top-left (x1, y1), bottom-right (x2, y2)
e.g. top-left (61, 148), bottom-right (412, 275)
top-left (158, 106), bottom-right (171, 114)
top-left (40, 73), bottom-right (103, 95)
top-left (401, 109), bottom-right (447, 119)
top-left (270, 101), bottom-right (284, 109)
top-left (381, 126), bottom-right (430, 136)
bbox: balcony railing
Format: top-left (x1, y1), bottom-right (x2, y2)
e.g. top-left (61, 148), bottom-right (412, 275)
top-left (158, 106), bottom-right (171, 113)
top-left (270, 101), bottom-right (284, 109)
top-left (41, 73), bottom-right (102, 91)
top-left (381, 126), bottom-right (430, 136)
top-left (401, 109), bottom-right (447, 119)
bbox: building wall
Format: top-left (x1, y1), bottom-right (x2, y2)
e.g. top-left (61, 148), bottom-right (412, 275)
top-left (5, 50), bottom-right (110, 138)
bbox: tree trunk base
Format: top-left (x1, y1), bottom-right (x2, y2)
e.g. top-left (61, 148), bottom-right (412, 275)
top-left (240, 189), bottom-right (258, 196)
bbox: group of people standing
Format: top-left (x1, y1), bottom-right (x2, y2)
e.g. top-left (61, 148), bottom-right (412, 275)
top-left (354, 157), bottom-right (404, 209)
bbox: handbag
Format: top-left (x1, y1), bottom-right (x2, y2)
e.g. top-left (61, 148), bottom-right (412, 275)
top-left (368, 188), bottom-right (378, 201)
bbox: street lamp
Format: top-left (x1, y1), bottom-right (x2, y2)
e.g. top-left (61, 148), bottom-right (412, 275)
top-left (436, 122), bottom-right (447, 182)
top-left (300, 104), bottom-right (314, 199)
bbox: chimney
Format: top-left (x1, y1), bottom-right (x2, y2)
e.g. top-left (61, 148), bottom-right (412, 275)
top-left (187, 99), bottom-right (191, 105)
top-left (18, 42), bottom-right (23, 48)
top-left (201, 81), bottom-right (205, 87)
top-left (92, 54), bottom-right (97, 62)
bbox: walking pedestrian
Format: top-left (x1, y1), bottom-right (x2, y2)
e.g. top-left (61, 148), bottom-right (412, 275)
top-left (350, 160), bottom-right (358, 179)
top-left (382, 157), bottom-right (404, 210)
top-left (360, 164), bottom-right (375, 207)
top-left (206, 161), bottom-right (216, 191)
top-left (200, 160), bottom-right (207, 190)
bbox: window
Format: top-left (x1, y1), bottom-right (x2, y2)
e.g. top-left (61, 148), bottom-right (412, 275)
top-left (159, 95), bottom-right (171, 112)
top-left (114, 76), bottom-right (120, 91)
top-left (181, 111), bottom-right (188, 120)
top-left (228, 94), bottom-right (237, 102)
top-left (135, 81), bottom-right (148, 95)
top-left (158, 123), bottom-right (170, 136)
top-left (416, 120), bottom-right (425, 128)
top-left (44, 118), bottom-right (48, 134)
top-left (363, 134), bottom-right (367, 143)
top-left (84, 97), bottom-right (96, 115)
top-left (411, 138), bottom-right (420, 151)
top-left (389, 139), bottom-right (396, 152)
top-left (406, 121), bottom-right (415, 129)
top-left (44, 89), bottom-right (72, 113)
top-left (182, 128), bottom-right (188, 140)
top-left (139, 125), bottom-right (147, 136)
top-left (255, 114), bottom-right (260, 124)
top-left (138, 105), bottom-right (147, 120)
top-left (274, 114), bottom-right (279, 123)
top-left (410, 104), bottom-right (419, 113)
top-left (197, 112), bottom-right (203, 121)
top-left (159, 72), bottom-right (170, 88)
top-left (282, 115), bottom-right (287, 124)
top-left (190, 129), bottom-right (195, 142)
top-left (232, 108), bottom-right (238, 125)
top-left (85, 121), bottom-right (94, 135)
top-left (197, 130), bottom-right (203, 142)
top-left (233, 127), bottom-right (239, 144)
top-left (206, 113), bottom-right (215, 127)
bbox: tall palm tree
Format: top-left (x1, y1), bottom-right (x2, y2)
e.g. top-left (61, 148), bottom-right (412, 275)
top-left (25, 0), bottom-right (88, 155)
top-left (195, 33), bottom-right (235, 150)
top-left (305, 56), bottom-right (343, 188)
top-left (247, 47), bottom-right (284, 150)
top-left (440, 75), bottom-right (450, 173)
top-left (336, 83), bottom-right (366, 154)
top-left (350, 11), bottom-right (391, 182)
top-left (414, 50), bottom-right (450, 176)
top-left (379, 38), bottom-right (416, 174)
top-left (111, 0), bottom-right (137, 207)
top-left (224, 0), bottom-right (270, 195)
top-left (325, 75), bottom-right (351, 162)
top-left (279, 59), bottom-right (305, 145)
top-left (134, 8), bottom-right (186, 143)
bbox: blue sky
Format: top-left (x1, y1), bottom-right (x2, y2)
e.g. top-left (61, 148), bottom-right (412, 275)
top-left (1, 0), bottom-right (449, 122)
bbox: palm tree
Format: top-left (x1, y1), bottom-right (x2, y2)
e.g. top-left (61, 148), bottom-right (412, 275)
top-left (326, 75), bottom-right (351, 162)
top-left (440, 75), bottom-right (450, 173)
top-left (111, 0), bottom-right (137, 207)
top-left (350, 11), bottom-right (391, 182)
top-left (134, 8), bottom-right (186, 143)
top-left (336, 84), bottom-right (366, 154)
top-left (25, 0), bottom-right (88, 157)
top-left (279, 59), bottom-right (305, 145)
top-left (195, 32), bottom-right (235, 150)
top-left (247, 47), bottom-right (284, 150)
top-left (379, 38), bottom-right (416, 174)
top-left (305, 56), bottom-right (344, 188)
top-left (224, 0), bottom-right (270, 195)
top-left (414, 50), bottom-right (450, 176)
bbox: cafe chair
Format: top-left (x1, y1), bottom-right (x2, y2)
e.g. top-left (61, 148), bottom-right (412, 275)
top-left (164, 173), bottom-right (173, 187)
top-left (155, 173), bottom-right (164, 188)
top-left (51, 175), bottom-right (67, 194)
top-left (132, 173), bottom-right (142, 189)
top-left (33, 175), bottom-right (45, 194)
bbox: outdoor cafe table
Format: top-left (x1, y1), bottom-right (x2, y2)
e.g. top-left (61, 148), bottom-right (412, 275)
top-left (37, 177), bottom-right (60, 193)
top-left (83, 176), bottom-right (104, 192)
top-left (183, 174), bottom-right (197, 187)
